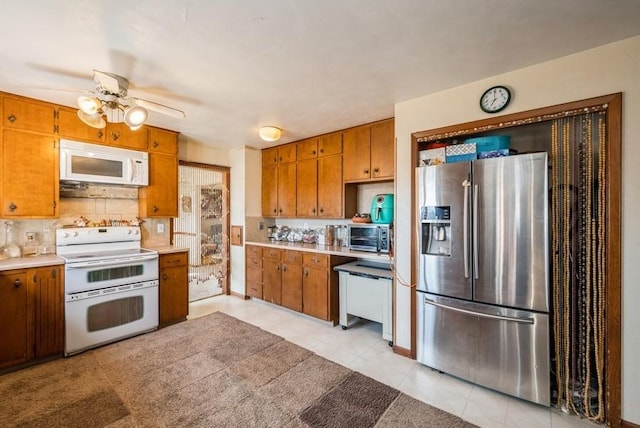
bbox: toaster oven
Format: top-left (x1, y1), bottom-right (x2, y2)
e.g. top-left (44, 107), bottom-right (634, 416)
top-left (348, 224), bottom-right (391, 253)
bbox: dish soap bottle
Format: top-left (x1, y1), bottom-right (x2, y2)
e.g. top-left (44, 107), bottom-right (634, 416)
top-left (0, 221), bottom-right (22, 259)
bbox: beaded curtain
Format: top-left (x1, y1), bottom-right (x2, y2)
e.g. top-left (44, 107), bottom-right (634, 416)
top-left (551, 112), bottom-right (606, 422)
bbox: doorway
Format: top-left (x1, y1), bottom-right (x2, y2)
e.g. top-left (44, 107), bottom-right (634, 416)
top-left (172, 161), bottom-right (230, 302)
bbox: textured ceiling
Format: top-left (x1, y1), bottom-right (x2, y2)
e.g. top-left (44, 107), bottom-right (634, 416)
top-left (1, 1), bottom-right (639, 150)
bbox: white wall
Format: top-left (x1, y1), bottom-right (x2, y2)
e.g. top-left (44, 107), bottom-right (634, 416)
top-left (395, 36), bottom-right (640, 423)
top-left (179, 137), bottom-right (230, 166)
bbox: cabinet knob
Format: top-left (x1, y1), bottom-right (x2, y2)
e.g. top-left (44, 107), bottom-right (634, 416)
top-left (8, 202), bottom-right (17, 212)
top-left (13, 279), bottom-right (21, 288)
top-left (364, 169), bottom-right (369, 175)
top-left (304, 269), bottom-right (309, 277)
top-left (279, 208), bottom-right (282, 214)
top-left (162, 274), bottom-right (168, 281)
top-left (153, 205), bottom-right (159, 213)
top-left (279, 156), bottom-right (283, 162)
top-left (282, 265), bottom-right (287, 272)
top-left (111, 131), bottom-right (120, 141)
top-left (312, 150), bottom-right (316, 155)
top-left (312, 208), bottom-right (316, 214)
top-left (7, 114), bottom-right (16, 123)
top-left (273, 208), bottom-right (277, 214)
top-left (153, 141), bottom-right (159, 148)
top-left (97, 130), bottom-right (103, 138)
top-left (319, 148), bottom-right (324, 154)
top-left (373, 167), bottom-right (380, 175)
top-left (319, 208), bottom-right (324, 213)
top-left (276, 264), bottom-right (280, 272)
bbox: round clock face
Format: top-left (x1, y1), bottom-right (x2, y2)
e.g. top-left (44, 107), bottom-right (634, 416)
top-left (480, 86), bottom-right (511, 113)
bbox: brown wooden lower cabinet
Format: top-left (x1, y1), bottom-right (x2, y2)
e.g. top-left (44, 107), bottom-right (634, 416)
top-left (246, 244), bottom-right (353, 324)
top-left (159, 251), bottom-right (189, 327)
top-left (0, 265), bottom-right (63, 371)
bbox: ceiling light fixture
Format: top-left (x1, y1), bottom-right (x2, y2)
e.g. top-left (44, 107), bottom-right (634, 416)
top-left (259, 126), bottom-right (282, 142)
top-left (76, 95), bottom-right (149, 131)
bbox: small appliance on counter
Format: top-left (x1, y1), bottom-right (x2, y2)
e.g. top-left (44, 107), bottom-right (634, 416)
top-left (371, 194), bottom-right (394, 224)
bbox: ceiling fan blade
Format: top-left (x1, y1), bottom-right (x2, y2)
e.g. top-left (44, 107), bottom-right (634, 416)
top-left (93, 70), bottom-right (128, 96)
top-left (131, 97), bottom-right (186, 119)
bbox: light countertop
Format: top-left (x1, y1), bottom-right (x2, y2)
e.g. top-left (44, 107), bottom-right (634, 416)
top-left (0, 254), bottom-right (65, 272)
top-left (245, 240), bottom-right (394, 264)
top-left (144, 245), bottom-right (189, 255)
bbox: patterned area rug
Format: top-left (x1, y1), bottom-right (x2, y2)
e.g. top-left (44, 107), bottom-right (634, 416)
top-left (0, 312), bottom-right (476, 427)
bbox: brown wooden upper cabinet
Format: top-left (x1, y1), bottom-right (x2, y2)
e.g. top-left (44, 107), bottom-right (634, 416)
top-left (148, 127), bottom-right (178, 154)
top-left (3, 96), bottom-right (55, 134)
top-left (343, 118), bottom-right (394, 182)
top-left (57, 106), bottom-right (106, 144)
top-left (105, 122), bottom-right (148, 151)
top-left (262, 143), bottom-right (296, 167)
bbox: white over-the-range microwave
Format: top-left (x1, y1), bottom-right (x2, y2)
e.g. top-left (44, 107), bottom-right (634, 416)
top-left (59, 139), bottom-right (149, 186)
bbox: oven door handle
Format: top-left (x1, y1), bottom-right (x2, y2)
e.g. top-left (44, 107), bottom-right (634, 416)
top-left (65, 255), bottom-right (158, 269)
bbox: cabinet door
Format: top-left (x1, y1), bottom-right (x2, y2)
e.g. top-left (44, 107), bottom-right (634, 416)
top-left (277, 162), bottom-right (297, 217)
top-left (57, 107), bottom-right (106, 143)
top-left (281, 262), bottom-right (302, 312)
top-left (3, 97), bottom-right (55, 134)
top-left (139, 152), bottom-right (178, 217)
top-left (318, 132), bottom-right (342, 156)
top-left (261, 165), bottom-right (278, 217)
top-left (159, 263), bottom-right (189, 326)
top-left (302, 266), bottom-right (329, 320)
top-left (262, 147), bottom-right (278, 167)
top-left (370, 119), bottom-right (394, 179)
top-left (317, 154), bottom-right (342, 218)
top-left (278, 143), bottom-right (297, 163)
top-left (342, 125), bottom-right (371, 181)
top-left (33, 266), bottom-right (63, 358)
top-left (2, 130), bottom-right (58, 217)
top-left (297, 138), bottom-right (318, 160)
top-left (263, 259), bottom-right (282, 305)
top-left (106, 122), bottom-right (148, 151)
top-left (246, 267), bottom-right (263, 298)
top-left (148, 127), bottom-right (178, 154)
top-left (296, 158), bottom-right (318, 217)
top-left (0, 270), bottom-right (31, 369)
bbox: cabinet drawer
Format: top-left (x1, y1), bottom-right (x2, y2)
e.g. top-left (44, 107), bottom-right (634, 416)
top-left (247, 255), bottom-right (262, 268)
top-left (303, 253), bottom-right (329, 268)
top-left (246, 245), bottom-right (263, 258)
top-left (247, 281), bottom-right (263, 299)
top-left (160, 252), bottom-right (188, 268)
top-left (283, 250), bottom-right (302, 265)
top-left (263, 248), bottom-right (281, 260)
top-left (247, 267), bottom-right (262, 283)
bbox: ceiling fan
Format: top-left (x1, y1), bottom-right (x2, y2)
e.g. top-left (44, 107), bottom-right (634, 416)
top-left (76, 70), bottom-right (186, 130)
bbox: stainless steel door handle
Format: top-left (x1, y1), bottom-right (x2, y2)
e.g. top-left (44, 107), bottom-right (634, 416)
top-left (423, 297), bottom-right (534, 324)
top-left (463, 179), bottom-right (470, 278)
top-left (473, 184), bottom-right (479, 279)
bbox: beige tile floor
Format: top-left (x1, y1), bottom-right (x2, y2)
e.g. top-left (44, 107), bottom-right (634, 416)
top-left (189, 295), bottom-right (602, 428)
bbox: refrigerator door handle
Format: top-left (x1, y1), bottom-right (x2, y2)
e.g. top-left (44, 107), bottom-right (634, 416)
top-left (423, 297), bottom-right (535, 324)
top-left (463, 179), bottom-right (470, 278)
top-left (473, 184), bottom-right (479, 279)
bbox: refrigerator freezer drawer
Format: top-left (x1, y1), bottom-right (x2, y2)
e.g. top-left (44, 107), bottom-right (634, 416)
top-left (417, 293), bottom-right (550, 406)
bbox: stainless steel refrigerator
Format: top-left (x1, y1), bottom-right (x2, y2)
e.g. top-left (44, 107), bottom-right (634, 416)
top-left (416, 152), bottom-right (550, 406)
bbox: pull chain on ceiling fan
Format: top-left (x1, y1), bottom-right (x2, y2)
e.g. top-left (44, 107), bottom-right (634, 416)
top-left (76, 70), bottom-right (185, 130)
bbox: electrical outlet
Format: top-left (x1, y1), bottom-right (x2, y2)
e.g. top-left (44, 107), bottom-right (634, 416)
top-left (303, 222), bottom-right (309, 230)
top-left (259, 221), bottom-right (264, 230)
top-left (157, 223), bottom-right (165, 233)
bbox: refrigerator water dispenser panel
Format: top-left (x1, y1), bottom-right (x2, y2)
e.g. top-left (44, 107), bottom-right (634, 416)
top-left (421, 206), bottom-right (451, 256)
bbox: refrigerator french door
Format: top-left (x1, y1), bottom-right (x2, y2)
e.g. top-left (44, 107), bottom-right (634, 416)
top-left (416, 152), bottom-right (550, 406)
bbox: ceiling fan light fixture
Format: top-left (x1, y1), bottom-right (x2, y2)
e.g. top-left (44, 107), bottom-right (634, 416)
top-left (77, 96), bottom-right (102, 115)
top-left (124, 105), bottom-right (148, 128)
top-left (77, 110), bottom-right (106, 129)
top-left (259, 126), bottom-right (282, 142)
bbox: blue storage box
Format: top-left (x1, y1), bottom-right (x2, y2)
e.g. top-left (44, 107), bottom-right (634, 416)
top-left (446, 143), bottom-right (476, 163)
top-left (463, 135), bottom-right (511, 152)
top-left (477, 148), bottom-right (517, 159)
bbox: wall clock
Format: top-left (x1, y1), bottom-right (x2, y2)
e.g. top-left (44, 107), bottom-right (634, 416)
top-left (480, 85), bottom-right (511, 113)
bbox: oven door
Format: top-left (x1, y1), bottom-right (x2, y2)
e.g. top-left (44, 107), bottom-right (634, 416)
top-left (65, 280), bottom-right (158, 356)
top-left (64, 254), bottom-right (158, 294)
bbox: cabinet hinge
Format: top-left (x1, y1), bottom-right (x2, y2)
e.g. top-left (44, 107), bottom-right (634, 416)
top-left (52, 200), bottom-right (57, 211)
top-left (53, 125), bottom-right (59, 133)
top-left (51, 269), bottom-right (56, 279)
top-left (54, 110), bottom-right (59, 119)
top-left (33, 274), bottom-right (37, 283)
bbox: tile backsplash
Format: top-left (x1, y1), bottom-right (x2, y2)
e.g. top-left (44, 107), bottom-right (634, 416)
top-left (0, 196), bottom-right (170, 251)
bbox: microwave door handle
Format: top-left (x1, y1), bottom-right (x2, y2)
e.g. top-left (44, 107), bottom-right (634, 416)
top-left (128, 158), bottom-right (135, 183)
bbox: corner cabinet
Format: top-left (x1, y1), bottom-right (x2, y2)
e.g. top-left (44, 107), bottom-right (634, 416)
top-left (0, 265), bottom-right (64, 370)
top-left (159, 251), bottom-right (189, 327)
top-left (139, 128), bottom-right (179, 217)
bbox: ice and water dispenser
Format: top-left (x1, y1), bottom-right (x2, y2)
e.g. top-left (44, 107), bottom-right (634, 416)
top-left (421, 206), bottom-right (451, 256)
